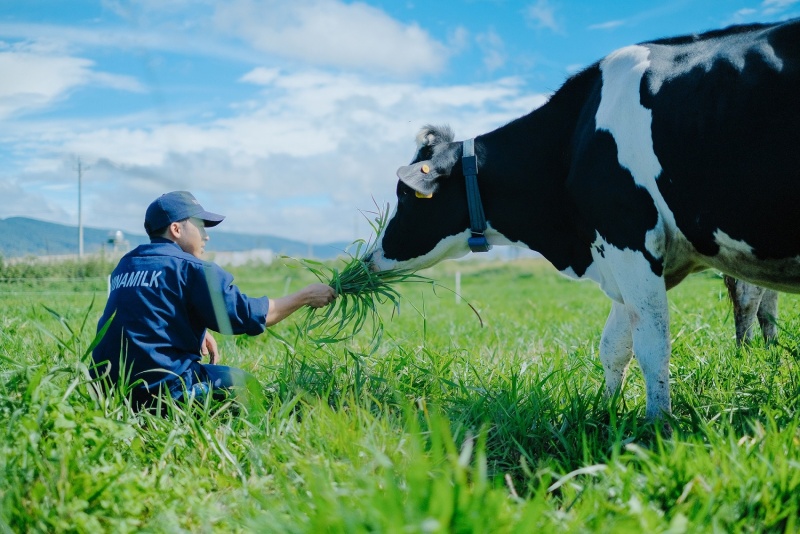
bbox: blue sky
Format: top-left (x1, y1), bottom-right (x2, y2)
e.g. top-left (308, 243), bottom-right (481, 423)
top-left (2, 0), bottom-right (799, 244)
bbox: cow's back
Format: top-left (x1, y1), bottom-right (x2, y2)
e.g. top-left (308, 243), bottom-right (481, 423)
top-left (649, 20), bottom-right (799, 259)
top-left (579, 19), bottom-right (800, 290)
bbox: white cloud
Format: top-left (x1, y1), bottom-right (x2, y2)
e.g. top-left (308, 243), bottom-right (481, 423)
top-left (565, 63), bottom-right (585, 74)
top-left (725, 2), bottom-right (800, 28)
top-left (588, 20), bottom-right (626, 31)
top-left (0, 21), bottom-right (264, 64)
top-left (213, 0), bottom-right (450, 77)
top-left (0, 50), bottom-right (144, 119)
top-left (524, 0), bottom-right (561, 33)
top-left (4, 0), bottom-right (455, 76)
top-left (240, 67), bottom-right (281, 85)
top-left (0, 179), bottom-right (70, 223)
top-left (0, 1), bottom-right (550, 245)
top-left (476, 30), bottom-right (506, 72)
top-left (763, 0), bottom-right (800, 15)
top-left (448, 26), bottom-right (470, 52)
top-left (734, 8), bottom-right (758, 19)
top-left (3, 68), bottom-right (547, 242)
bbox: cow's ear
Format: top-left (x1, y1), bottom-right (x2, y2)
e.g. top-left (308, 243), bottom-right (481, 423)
top-left (397, 160), bottom-right (440, 197)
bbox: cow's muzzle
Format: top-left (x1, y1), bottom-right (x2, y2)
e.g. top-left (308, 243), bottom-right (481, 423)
top-left (363, 251), bottom-right (378, 272)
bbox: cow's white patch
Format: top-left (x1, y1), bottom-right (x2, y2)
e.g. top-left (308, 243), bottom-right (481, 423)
top-left (372, 223), bottom-right (531, 272)
top-left (709, 229), bottom-right (771, 281)
top-left (585, 234), bottom-right (625, 302)
top-left (484, 226), bottom-right (531, 248)
top-left (371, 229), bottom-right (472, 272)
top-left (646, 37), bottom-right (784, 94)
top-left (644, 220), bottom-right (666, 259)
top-left (597, 46), bottom-right (662, 189)
top-left (564, 233), bottom-right (668, 303)
top-left (560, 265), bottom-right (584, 280)
top-left (564, 233), bottom-right (673, 418)
top-left (592, 236), bottom-right (672, 420)
top-left (596, 45), bottom-right (678, 264)
top-left (714, 229), bottom-right (755, 255)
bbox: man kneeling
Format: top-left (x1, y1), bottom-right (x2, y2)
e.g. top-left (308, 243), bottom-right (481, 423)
top-left (92, 191), bottom-right (336, 412)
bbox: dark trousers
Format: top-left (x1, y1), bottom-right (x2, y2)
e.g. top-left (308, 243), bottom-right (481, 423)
top-left (131, 362), bottom-right (260, 411)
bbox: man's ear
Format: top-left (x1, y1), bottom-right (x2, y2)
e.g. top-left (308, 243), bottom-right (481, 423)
top-left (167, 221), bottom-right (183, 239)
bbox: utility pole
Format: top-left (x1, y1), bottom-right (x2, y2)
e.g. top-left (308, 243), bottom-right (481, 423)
top-left (76, 158), bottom-right (87, 259)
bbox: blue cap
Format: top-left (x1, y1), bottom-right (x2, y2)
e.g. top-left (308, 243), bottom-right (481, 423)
top-left (144, 191), bottom-right (225, 235)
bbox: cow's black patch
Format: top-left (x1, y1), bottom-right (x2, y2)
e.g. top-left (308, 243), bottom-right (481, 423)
top-left (569, 126), bottom-right (663, 275)
top-left (643, 19), bottom-right (800, 261)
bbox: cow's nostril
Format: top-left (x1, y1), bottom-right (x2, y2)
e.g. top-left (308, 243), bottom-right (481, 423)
top-left (363, 252), bottom-right (373, 264)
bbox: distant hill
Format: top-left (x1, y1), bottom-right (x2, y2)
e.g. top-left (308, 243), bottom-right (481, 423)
top-left (0, 217), bottom-right (350, 260)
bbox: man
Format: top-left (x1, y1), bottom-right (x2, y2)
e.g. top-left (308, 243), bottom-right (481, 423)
top-left (92, 190), bottom-right (336, 411)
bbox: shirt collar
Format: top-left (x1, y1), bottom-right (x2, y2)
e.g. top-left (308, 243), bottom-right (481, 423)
top-left (150, 237), bottom-right (180, 249)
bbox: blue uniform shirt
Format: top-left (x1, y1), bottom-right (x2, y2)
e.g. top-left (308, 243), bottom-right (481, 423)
top-left (92, 238), bottom-right (270, 391)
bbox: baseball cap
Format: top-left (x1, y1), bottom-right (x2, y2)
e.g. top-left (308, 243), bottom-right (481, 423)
top-left (144, 191), bottom-right (225, 235)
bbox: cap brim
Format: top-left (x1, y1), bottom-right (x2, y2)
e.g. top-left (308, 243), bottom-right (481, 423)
top-left (199, 211), bottom-right (225, 227)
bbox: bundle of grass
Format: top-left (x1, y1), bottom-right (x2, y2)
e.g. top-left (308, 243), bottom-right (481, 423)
top-left (285, 205), bottom-right (437, 346)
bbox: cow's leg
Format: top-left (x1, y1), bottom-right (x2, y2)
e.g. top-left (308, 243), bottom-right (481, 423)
top-left (600, 300), bottom-right (634, 396)
top-left (757, 289), bottom-right (779, 345)
top-left (724, 275), bottom-right (764, 346)
top-left (603, 250), bottom-right (672, 421)
top-left (627, 292), bottom-right (672, 422)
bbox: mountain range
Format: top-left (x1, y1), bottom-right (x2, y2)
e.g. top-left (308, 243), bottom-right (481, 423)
top-left (0, 217), bottom-right (351, 260)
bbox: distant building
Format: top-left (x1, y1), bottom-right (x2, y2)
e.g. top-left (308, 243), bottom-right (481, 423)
top-left (207, 249), bottom-right (274, 267)
top-left (107, 230), bottom-right (129, 253)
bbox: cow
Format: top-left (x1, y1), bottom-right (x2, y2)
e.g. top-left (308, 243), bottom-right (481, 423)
top-left (724, 276), bottom-right (779, 346)
top-left (368, 19), bottom-right (800, 423)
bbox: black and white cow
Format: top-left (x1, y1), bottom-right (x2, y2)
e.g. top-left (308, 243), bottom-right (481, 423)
top-left (369, 19), bottom-right (800, 421)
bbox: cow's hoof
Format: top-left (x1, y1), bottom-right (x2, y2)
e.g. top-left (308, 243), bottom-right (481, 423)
top-left (642, 417), bottom-right (673, 439)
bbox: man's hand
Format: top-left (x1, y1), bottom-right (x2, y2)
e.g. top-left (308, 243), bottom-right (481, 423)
top-left (201, 331), bottom-right (220, 364)
top-left (266, 283), bottom-right (337, 326)
top-left (303, 283), bottom-right (337, 308)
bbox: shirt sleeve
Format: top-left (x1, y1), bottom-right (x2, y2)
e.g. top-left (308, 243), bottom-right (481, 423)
top-left (188, 262), bottom-right (270, 336)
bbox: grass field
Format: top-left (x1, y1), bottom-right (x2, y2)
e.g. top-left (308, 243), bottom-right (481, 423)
top-left (2, 257), bottom-right (800, 533)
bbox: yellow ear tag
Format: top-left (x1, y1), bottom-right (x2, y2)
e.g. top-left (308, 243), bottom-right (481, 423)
top-left (416, 164), bottom-right (432, 197)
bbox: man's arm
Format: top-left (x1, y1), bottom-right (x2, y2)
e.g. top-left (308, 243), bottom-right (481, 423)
top-left (266, 283), bottom-right (336, 327)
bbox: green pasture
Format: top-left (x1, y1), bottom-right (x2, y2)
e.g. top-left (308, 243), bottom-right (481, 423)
top-left (2, 257), bottom-right (800, 533)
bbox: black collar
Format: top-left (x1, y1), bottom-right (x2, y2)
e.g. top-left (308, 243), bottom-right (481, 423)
top-left (462, 138), bottom-right (491, 253)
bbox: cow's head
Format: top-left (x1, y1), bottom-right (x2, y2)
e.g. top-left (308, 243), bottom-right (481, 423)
top-left (370, 125), bottom-right (476, 272)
